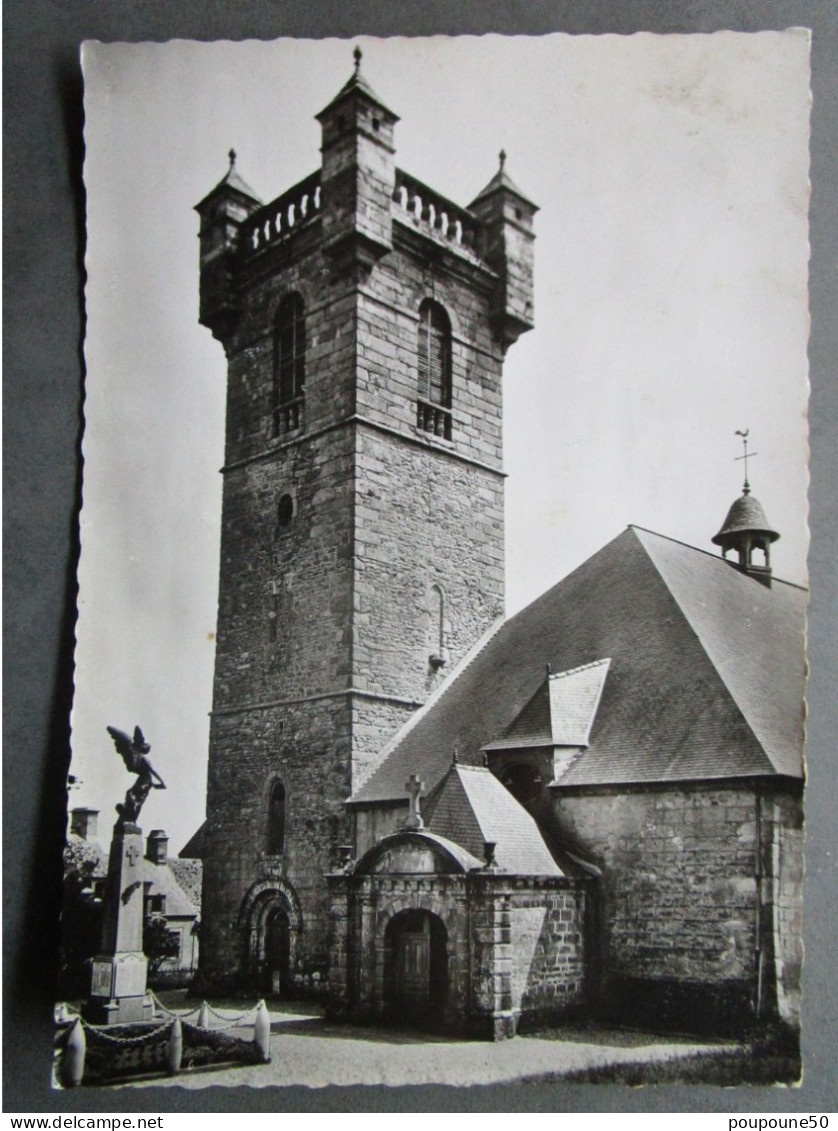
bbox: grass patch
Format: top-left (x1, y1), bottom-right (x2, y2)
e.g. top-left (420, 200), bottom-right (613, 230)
top-left (520, 1022), bottom-right (800, 1086)
top-left (526, 1047), bottom-right (800, 1086)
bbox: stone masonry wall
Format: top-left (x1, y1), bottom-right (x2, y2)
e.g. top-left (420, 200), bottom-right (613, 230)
top-left (355, 244), bottom-right (504, 467)
top-left (468, 877), bottom-right (586, 1037)
top-left (212, 426), bottom-right (355, 710)
top-left (762, 787), bottom-right (803, 1027)
top-left (354, 804), bottom-right (410, 858)
top-left (551, 785), bottom-right (760, 987)
top-left (508, 885), bottom-right (587, 1024)
top-left (354, 428), bottom-right (505, 707)
top-left (200, 695), bottom-right (354, 987)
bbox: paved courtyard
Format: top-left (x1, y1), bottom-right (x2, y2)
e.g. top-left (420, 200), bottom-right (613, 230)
top-left (124, 1003), bottom-right (737, 1090)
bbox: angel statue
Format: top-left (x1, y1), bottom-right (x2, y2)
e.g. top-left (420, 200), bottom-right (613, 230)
top-left (106, 725), bottom-right (166, 826)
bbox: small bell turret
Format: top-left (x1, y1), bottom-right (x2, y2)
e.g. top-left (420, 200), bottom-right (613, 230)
top-left (712, 431), bottom-right (779, 587)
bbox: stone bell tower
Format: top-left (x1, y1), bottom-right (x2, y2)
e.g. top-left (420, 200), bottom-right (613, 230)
top-left (194, 51), bottom-right (537, 993)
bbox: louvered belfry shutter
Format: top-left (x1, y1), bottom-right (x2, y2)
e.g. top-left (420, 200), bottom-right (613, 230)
top-left (418, 301), bottom-right (451, 407)
top-left (277, 294), bottom-right (305, 405)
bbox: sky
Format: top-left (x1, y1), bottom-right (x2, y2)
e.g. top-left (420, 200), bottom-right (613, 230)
top-left (73, 32), bottom-right (811, 852)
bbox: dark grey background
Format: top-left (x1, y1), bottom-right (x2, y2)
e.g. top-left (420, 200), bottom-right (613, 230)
top-left (4, 0), bottom-right (836, 1113)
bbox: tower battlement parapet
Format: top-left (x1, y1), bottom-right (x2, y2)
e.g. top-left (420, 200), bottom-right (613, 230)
top-left (392, 170), bottom-right (482, 257)
top-left (197, 56), bottom-right (536, 351)
top-left (241, 171), bottom-right (322, 258)
top-left (237, 166), bottom-right (488, 267)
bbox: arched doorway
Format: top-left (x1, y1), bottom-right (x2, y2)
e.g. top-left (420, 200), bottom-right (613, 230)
top-left (384, 909), bottom-right (448, 1027)
top-left (238, 880), bottom-right (301, 997)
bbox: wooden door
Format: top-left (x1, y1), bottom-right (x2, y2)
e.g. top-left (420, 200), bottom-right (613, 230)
top-left (264, 907), bottom-right (290, 997)
top-left (396, 919), bottom-right (431, 1010)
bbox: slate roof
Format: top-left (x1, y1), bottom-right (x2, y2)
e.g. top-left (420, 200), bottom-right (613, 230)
top-left (64, 835), bottom-right (108, 877)
top-left (485, 658), bottom-right (611, 750)
top-left (143, 858), bottom-right (199, 919)
top-left (179, 821), bottom-right (206, 860)
top-left (316, 58), bottom-right (398, 122)
top-left (168, 859), bottom-right (203, 912)
top-left (712, 492), bottom-right (780, 546)
top-left (356, 829), bottom-right (484, 875)
top-left (470, 164), bottom-right (538, 211)
top-left (424, 764), bottom-right (564, 876)
top-left (351, 527), bottom-right (806, 802)
top-left (197, 162), bottom-right (262, 210)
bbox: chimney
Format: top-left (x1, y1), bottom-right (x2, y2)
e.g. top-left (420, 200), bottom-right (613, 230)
top-left (146, 829), bottom-right (169, 865)
top-left (70, 808), bottom-right (99, 842)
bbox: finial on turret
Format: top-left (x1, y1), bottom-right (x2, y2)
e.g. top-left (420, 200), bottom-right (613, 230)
top-left (734, 429), bottom-right (757, 495)
top-left (546, 661), bottom-right (552, 677)
top-left (499, 149), bottom-right (507, 171)
top-left (353, 46), bottom-right (363, 75)
top-left (228, 148), bottom-right (236, 170)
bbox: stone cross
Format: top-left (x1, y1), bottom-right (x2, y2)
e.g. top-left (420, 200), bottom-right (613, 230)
top-left (405, 772), bottom-right (425, 830)
top-left (125, 843), bottom-right (140, 866)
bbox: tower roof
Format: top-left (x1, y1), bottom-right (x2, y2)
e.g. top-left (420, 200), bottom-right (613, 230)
top-left (712, 491), bottom-right (780, 549)
top-left (196, 150), bottom-right (262, 211)
top-left (316, 46), bottom-right (398, 123)
top-left (470, 150), bottom-right (538, 211)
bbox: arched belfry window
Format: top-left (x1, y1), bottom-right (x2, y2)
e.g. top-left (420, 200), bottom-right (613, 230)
top-left (273, 294), bottom-right (306, 437)
top-left (416, 300), bottom-right (452, 440)
top-left (267, 779), bottom-right (286, 855)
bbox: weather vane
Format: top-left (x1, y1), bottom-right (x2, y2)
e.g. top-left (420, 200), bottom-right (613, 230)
top-left (734, 429), bottom-right (757, 495)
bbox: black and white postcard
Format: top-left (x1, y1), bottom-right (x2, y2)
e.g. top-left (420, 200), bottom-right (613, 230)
top-left (57, 31), bottom-right (811, 1092)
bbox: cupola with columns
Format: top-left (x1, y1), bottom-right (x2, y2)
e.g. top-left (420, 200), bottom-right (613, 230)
top-left (712, 431), bottom-right (780, 587)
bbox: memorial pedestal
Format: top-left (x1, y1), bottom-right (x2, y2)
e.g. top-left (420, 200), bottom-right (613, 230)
top-left (84, 822), bottom-right (154, 1025)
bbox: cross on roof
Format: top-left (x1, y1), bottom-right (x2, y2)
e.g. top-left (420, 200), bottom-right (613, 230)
top-left (404, 772), bottom-right (425, 830)
top-left (734, 429), bottom-right (758, 495)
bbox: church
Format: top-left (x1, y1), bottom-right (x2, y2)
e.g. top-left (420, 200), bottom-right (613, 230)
top-left (187, 52), bottom-right (805, 1040)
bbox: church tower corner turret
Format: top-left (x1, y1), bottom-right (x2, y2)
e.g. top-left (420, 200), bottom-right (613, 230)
top-left (195, 151), bottom-right (263, 346)
top-left (315, 47), bottom-right (398, 274)
top-left (469, 151), bottom-right (538, 350)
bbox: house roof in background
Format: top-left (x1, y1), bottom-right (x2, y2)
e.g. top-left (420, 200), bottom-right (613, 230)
top-left (64, 833), bottom-right (201, 917)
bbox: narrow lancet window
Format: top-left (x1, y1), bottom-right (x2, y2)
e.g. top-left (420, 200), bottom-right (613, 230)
top-left (429, 583), bottom-right (447, 670)
top-left (267, 779), bottom-right (287, 855)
